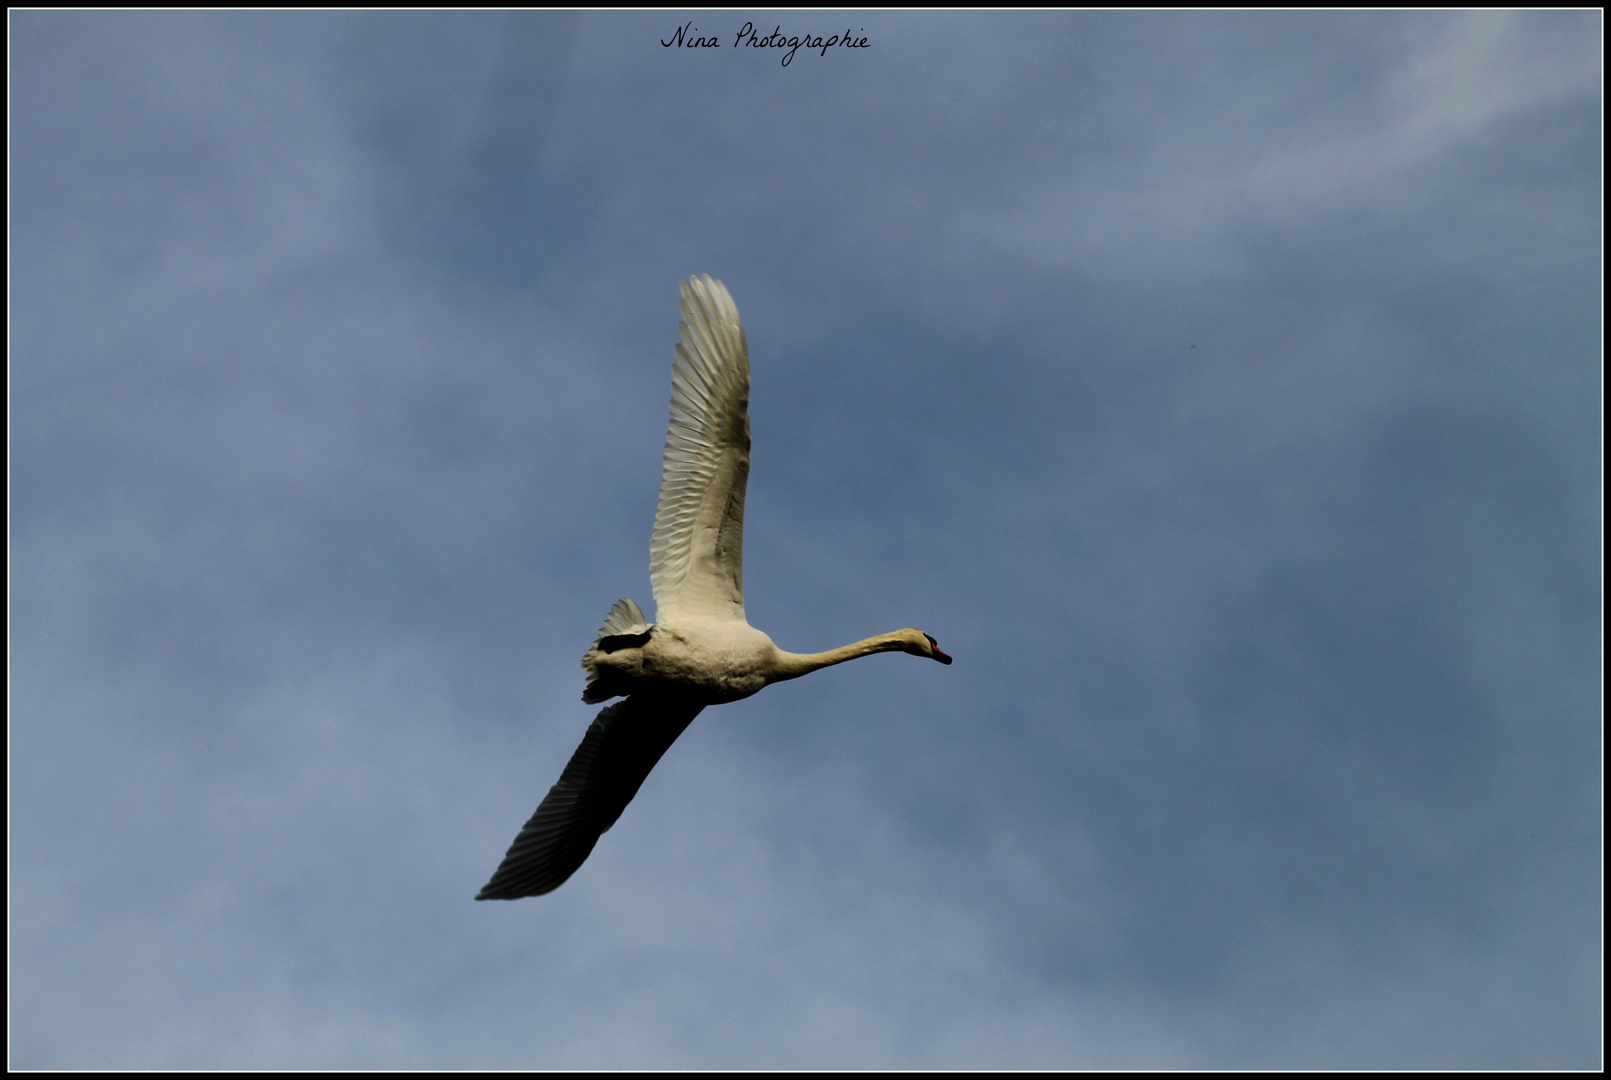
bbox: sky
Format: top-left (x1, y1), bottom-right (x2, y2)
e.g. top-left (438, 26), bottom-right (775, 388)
top-left (9, 11), bottom-right (1601, 1069)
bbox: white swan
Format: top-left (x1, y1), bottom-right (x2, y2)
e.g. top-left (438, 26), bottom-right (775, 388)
top-left (477, 275), bottom-right (951, 900)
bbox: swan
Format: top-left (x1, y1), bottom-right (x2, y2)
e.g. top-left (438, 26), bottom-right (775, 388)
top-left (477, 275), bottom-right (951, 900)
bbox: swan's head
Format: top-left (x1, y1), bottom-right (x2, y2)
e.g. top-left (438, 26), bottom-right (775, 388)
top-left (905, 630), bottom-right (953, 665)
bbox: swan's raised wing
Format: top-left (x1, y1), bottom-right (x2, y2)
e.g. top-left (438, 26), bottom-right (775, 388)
top-left (476, 693), bottom-right (705, 900)
top-left (649, 275), bottom-right (750, 625)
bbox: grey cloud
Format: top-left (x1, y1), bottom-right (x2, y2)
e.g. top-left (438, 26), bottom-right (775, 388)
top-left (11, 10), bottom-right (1599, 1069)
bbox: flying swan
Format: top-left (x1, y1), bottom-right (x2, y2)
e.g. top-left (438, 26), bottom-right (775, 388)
top-left (477, 275), bottom-right (951, 900)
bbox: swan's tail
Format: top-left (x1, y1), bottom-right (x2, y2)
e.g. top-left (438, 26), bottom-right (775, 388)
top-left (581, 598), bottom-right (653, 703)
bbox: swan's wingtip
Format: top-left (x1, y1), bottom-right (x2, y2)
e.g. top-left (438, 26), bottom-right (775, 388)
top-left (683, 273), bottom-right (728, 299)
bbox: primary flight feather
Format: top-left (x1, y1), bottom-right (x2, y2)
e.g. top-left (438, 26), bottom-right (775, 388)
top-left (477, 275), bottom-right (950, 901)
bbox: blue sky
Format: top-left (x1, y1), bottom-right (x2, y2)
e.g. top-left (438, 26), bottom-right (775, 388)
top-left (10, 11), bottom-right (1601, 1068)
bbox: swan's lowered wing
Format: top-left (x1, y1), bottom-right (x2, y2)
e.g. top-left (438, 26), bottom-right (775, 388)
top-left (649, 275), bottom-right (750, 624)
top-left (476, 693), bottom-right (705, 900)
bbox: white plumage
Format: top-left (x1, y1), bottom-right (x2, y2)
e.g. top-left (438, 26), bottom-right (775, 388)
top-left (651, 275), bottom-right (752, 625)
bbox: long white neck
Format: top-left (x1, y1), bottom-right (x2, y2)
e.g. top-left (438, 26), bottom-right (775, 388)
top-left (767, 632), bottom-right (917, 684)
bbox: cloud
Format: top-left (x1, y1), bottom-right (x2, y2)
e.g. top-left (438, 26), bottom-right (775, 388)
top-left (11, 10), bottom-right (1600, 1068)
top-left (954, 12), bottom-right (1600, 278)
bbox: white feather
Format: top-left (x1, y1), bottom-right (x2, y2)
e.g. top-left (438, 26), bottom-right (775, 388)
top-left (597, 597), bottom-right (650, 639)
top-left (649, 274), bottom-right (751, 624)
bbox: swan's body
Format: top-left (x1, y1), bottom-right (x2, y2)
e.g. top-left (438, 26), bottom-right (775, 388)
top-left (477, 275), bottom-right (949, 901)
